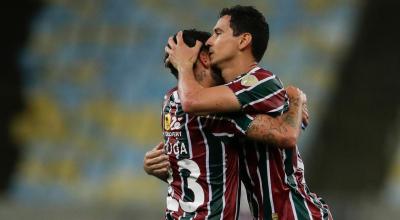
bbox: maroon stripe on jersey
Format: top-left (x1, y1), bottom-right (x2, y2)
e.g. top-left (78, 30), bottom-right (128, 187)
top-left (227, 79), bottom-right (246, 93)
top-left (226, 68), bottom-right (274, 93)
top-left (242, 146), bottom-right (265, 218)
top-left (268, 147), bottom-right (296, 220)
top-left (252, 69), bottom-right (274, 81)
top-left (169, 156), bottom-right (185, 219)
top-left (291, 150), bottom-right (318, 220)
top-left (203, 116), bottom-right (243, 135)
top-left (185, 115), bottom-right (210, 220)
top-left (292, 151), bottom-right (325, 220)
top-left (243, 90), bottom-right (286, 113)
top-left (222, 143), bottom-right (240, 220)
top-left (171, 99), bottom-right (185, 219)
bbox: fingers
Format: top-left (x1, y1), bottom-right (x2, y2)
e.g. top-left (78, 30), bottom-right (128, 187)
top-left (301, 92), bottom-right (307, 103)
top-left (167, 36), bottom-right (176, 50)
top-left (146, 151), bottom-right (168, 165)
top-left (155, 141), bottom-right (164, 150)
top-left (301, 104), bottom-right (310, 127)
top-left (144, 147), bottom-right (169, 175)
top-left (152, 167), bottom-right (169, 176)
top-left (145, 147), bottom-right (164, 159)
top-left (165, 45), bottom-right (172, 55)
top-left (164, 57), bottom-right (170, 67)
top-left (176, 31), bottom-right (183, 45)
top-left (194, 40), bottom-right (203, 52)
top-left (285, 86), bottom-right (300, 97)
top-left (148, 160), bottom-right (170, 171)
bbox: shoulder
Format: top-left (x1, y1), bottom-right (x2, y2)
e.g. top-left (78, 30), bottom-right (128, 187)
top-left (225, 67), bottom-right (281, 94)
top-left (163, 87), bottom-right (178, 108)
top-left (250, 67), bottom-right (275, 80)
top-left (163, 87), bottom-right (178, 100)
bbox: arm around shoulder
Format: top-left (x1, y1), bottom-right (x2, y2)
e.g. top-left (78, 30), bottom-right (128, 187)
top-left (245, 86), bottom-right (306, 148)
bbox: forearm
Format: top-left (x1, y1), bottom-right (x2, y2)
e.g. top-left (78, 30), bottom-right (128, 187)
top-left (177, 66), bottom-right (204, 112)
top-left (177, 66), bottom-right (241, 114)
top-left (247, 98), bottom-right (303, 148)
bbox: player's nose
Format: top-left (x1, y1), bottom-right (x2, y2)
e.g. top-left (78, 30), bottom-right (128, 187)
top-left (205, 36), bottom-right (213, 47)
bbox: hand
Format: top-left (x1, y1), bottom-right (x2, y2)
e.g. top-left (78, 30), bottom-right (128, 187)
top-left (286, 86), bottom-right (309, 127)
top-left (143, 142), bottom-right (170, 179)
top-left (302, 103), bottom-right (309, 127)
top-left (164, 31), bottom-right (203, 72)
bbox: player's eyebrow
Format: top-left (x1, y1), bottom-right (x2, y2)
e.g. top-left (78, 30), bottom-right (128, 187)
top-left (213, 27), bottom-right (223, 33)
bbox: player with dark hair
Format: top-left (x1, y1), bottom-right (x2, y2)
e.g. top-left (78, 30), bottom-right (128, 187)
top-left (166, 5), bottom-right (333, 220)
top-left (146, 29), bottom-right (308, 219)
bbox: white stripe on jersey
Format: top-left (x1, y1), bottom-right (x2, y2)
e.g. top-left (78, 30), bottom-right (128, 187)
top-left (242, 88), bottom-right (284, 108)
top-left (305, 199), bottom-right (314, 220)
top-left (219, 142), bottom-right (227, 220)
top-left (173, 91), bottom-right (181, 103)
top-left (213, 133), bottom-right (235, 137)
top-left (242, 148), bottom-right (259, 215)
top-left (282, 150), bottom-right (297, 220)
top-left (245, 114), bottom-right (254, 120)
top-left (197, 117), bottom-right (212, 220)
top-left (266, 149), bottom-right (275, 213)
top-left (234, 161), bottom-right (240, 220)
top-left (204, 115), bottom-right (247, 135)
top-left (268, 103), bottom-right (285, 114)
top-left (235, 75), bottom-right (276, 96)
top-left (228, 66), bottom-right (261, 86)
top-left (296, 148), bottom-right (313, 220)
top-left (289, 191), bottom-right (299, 220)
top-left (185, 114), bottom-right (193, 159)
top-left (255, 148), bottom-right (264, 213)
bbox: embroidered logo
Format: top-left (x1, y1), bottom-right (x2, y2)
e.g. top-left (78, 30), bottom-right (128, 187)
top-left (164, 113), bottom-right (171, 131)
top-left (240, 74), bottom-right (258, 87)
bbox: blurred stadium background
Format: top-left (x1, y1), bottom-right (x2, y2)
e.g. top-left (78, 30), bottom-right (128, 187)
top-left (1, 0), bottom-right (399, 219)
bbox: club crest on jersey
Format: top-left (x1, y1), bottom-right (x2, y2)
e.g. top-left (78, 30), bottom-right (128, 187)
top-left (164, 113), bottom-right (172, 131)
top-left (241, 74), bottom-right (258, 87)
top-left (272, 213), bottom-right (279, 220)
top-left (164, 114), bottom-right (183, 131)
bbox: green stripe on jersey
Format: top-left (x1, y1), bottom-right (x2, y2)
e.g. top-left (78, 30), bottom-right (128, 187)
top-left (226, 112), bottom-right (253, 134)
top-left (284, 149), bottom-right (311, 220)
top-left (239, 148), bottom-right (259, 218)
top-left (236, 78), bottom-right (283, 107)
top-left (291, 190), bottom-right (311, 220)
top-left (203, 126), bottom-right (225, 219)
top-left (284, 149), bottom-right (297, 188)
top-left (175, 99), bottom-right (190, 160)
top-left (305, 186), bottom-right (330, 220)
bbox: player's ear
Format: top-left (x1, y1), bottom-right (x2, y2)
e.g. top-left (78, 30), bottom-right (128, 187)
top-left (238, 33), bottom-right (252, 50)
top-left (198, 50), bottom-right (210, 68)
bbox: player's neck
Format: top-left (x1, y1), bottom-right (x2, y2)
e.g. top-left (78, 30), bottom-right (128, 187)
top-left (220, 56), bottom-right (258, 82)
top-left (194, 68), bottom-right (214, 88)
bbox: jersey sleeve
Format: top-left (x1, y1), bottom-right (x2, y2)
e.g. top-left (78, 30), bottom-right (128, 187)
top-left (201, 112), bottom-right (254, 139)
top-left (226, 69), bottom-right (288, 115)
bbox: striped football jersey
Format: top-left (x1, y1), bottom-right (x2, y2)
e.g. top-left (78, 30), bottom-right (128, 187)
top-left (162, 87), bottom-right (253, 220)
top-left (226, 66), bottom-right (333, 220)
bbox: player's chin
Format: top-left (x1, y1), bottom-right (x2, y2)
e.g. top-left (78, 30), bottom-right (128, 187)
top-left (209, 56), bottom-right (219, 66)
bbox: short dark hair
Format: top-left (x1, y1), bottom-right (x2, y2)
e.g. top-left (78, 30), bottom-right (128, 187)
top-left (164, 29), bottom-right (211, 78)
top-left (220, 5), bottom-right (269, 62)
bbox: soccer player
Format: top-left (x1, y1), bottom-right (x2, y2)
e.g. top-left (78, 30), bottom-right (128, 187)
top-left (148, 29), bottom-right (307, 219)
top-left (166, 5), bottom-right (333, 220)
